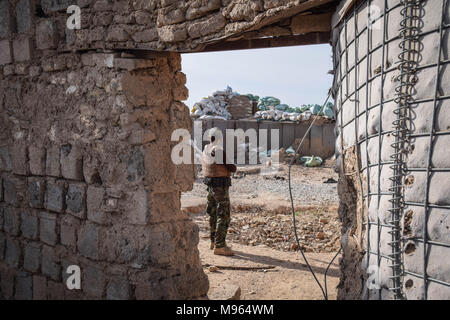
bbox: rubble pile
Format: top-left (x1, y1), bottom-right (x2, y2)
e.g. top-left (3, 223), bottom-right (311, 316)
top-left (227, 208), bottom-right (341, 253)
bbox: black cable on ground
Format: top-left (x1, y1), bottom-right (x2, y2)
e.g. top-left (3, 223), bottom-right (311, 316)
top-left (288, 93), bottom-right (342, 300)
top-left (324, 248), bottom-right (342, 300)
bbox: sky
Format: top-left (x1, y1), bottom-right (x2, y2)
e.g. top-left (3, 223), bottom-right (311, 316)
top-left (181, 44), bottom-right (334, 109)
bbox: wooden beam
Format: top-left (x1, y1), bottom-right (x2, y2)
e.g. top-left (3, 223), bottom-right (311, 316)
top-left (244, 0), bottom-right (338, 34)
top-left (199, 0), bottom-right (338, 49)
top-left (194, 32), bottom-right (330, 53)
top-left (291, 12), bottom-right (333, 35)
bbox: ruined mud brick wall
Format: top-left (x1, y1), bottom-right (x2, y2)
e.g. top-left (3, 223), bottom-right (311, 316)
top-left (0, 0), bottom-right (339, 301)
top-left (0, 0), bottom-right (208, 296)
top-left (332, 0), bottom-right (450, 299)
top-left (0, 51), bottom-right (208, 300)
top-left (2, 0), bottom-right (336, 53)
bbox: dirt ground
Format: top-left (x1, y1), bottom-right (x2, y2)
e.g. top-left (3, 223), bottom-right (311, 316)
top-left (198, 240), bottom-right (340, 300)
top-left (182, 161), bottom-right (341, 300)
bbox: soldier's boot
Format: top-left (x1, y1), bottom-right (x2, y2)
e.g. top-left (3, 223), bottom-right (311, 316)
top-left (214, 246), bottom-right (234, 256)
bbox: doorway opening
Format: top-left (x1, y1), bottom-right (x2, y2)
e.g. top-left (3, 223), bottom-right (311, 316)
top-left (179, 45), bottom-right (342, 300)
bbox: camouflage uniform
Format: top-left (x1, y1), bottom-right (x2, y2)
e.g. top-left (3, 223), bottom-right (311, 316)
top-left (201, 134), bottom-right (236, 250)
top-left (205, 179), bottom-right (231, 248)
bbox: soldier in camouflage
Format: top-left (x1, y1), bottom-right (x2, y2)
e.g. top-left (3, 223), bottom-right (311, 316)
top-left (202, 128), bottom-right (237, 256)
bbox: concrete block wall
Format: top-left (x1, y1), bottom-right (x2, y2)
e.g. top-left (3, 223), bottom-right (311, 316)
top-left (0, 39), bottom-right (208, 298)
top-left (332, 0), bottom-right (450, 299)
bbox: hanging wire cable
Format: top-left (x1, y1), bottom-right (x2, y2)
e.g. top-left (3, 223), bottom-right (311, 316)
top-left (288, 92), bottom-right (342, 300)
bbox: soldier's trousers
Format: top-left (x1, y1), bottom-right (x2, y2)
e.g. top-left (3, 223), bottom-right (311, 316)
top-left (206, 185), bottom-right (231, 248)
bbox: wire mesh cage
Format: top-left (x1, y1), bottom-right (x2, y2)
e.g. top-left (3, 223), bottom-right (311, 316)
top-left (332, 0), bottom-right (450, 300)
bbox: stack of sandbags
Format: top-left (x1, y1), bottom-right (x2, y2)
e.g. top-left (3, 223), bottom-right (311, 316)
top-left (258, 96), bottom-right (281, 110)
top-left (254, 110), bottom-right (313, 122)
top-left (255, 98), bottom-right (335, 122)
top-left (190, 86), bottom-right (238, 120)
top-left (227, 95), bottom-right (253, 120)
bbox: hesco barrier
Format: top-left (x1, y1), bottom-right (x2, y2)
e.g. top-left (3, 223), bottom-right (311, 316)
top-left (193, 118), bottom-right (336, 162)
top-left (332, 0), bottom-right (450, 299)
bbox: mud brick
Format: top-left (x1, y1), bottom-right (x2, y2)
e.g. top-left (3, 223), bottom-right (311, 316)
top-left (6, 177), bottom-right (26, 207)
top-left (40, 212), bottom-right (58, 246)
top-left (33, 275), bottom-right (47, 300)
top-left (15, 63), bottom-right (29, 75)
top-left (0, 206), bottom-right (3, 231)
top-left (47, 281), bottom-right (65, 300)
top-left (21, 210), bottom-right (38, 240)
top-left (81, 53), bottom-right (97, 67)
top-left (13, 38), bottom-right (33, 62)
top-left (29, 65), bottom-right (41, 77)
top-left (28, 179), bottom-right (45, 209)
top-left (126, 188), bottom-right (150, 225)
top-left (114, 58), bottom-right (155, 71)
top-left (0, 268), bottom-right (15, 299)
top-left (66, 28), bottom-right (75, 45)
top-left (41, 0), bottom-right (71, 13)
top-left (15, 0), bottom-right (33, 34)
top-left (106, 278), bottom-right (131, 300)
top-left (0, 0), bottom-right (13, 38)
top-left (4, 207), bottom-right (20, 236)
top-left (3, 178), bottom-right (18, 206)
top-left (83, 265), bottom-right (106, 298)
top-left (14, 271), bottom-right (33, 300)
top-left (77, 222), bottom-right (100, 260)
top-left (46, 145), bottom-right (61, 177)
top-left (23, 242), bottom-right (41, 273)
top-left (60, 144), bottom-right (83, 181)
top-left (41, 245), bottom-right (60, 281)
top-left (29, 146), bottom-right (46, 176)
top-left (0, 231), bottom-right (5, 260)
top-left (60, 221), bottom-right (76, 248)
top-left (66, 183), bottom-right (86, 219)
top-left (135, 283), bottom-right (154, 300)
top-left (36, 20), bottom-right (58, 50)
top-left (45, 180), bottom-right (65, 213)
top-left (3, 64), bottom-right (15, 76)
top-left (87, 186), bottom-right (107, 224)
top-left (5, 236), bottom-right (21, 268)
top-left (0, 146), bottom-right (12, 171)
top-left (126, 148), bottom-right (145, 182)
top-left (0, 177), bottom-right (3, 202)
top-left (0, 40), bottom-right (12, 65)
